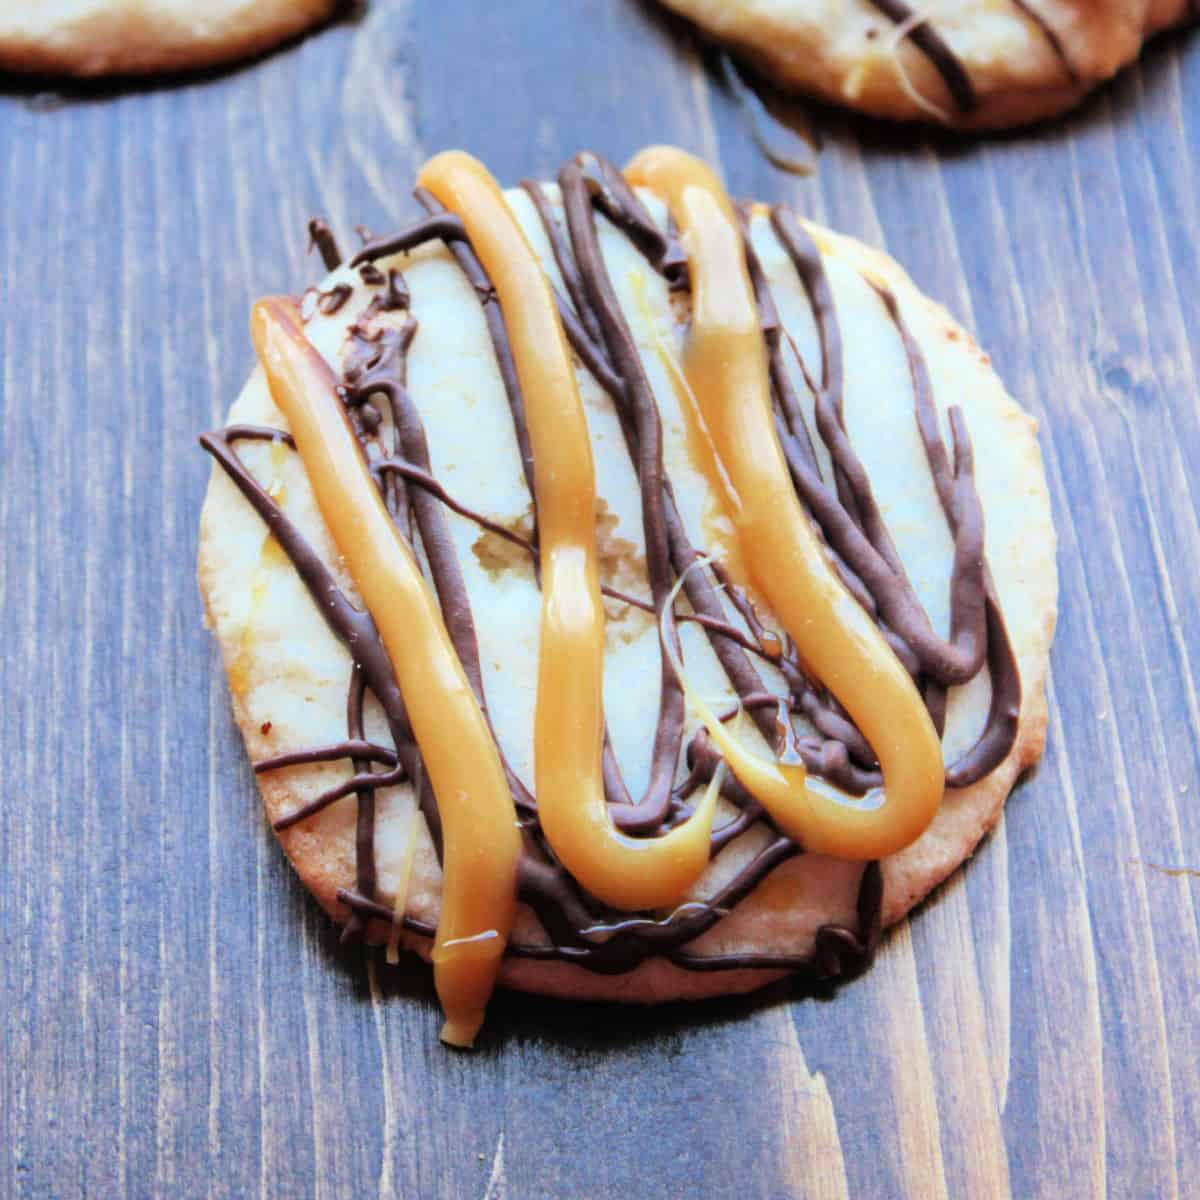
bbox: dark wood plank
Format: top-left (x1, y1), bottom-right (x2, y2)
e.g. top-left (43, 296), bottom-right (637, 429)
top-left (1, 3), bottom-right (1197, 1197)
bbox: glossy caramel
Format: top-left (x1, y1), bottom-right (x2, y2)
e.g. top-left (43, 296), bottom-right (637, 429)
top-left (252, 298), bottom-right (521, 1047)
top-left (625, 146), bottom-right (944, 860)
top-left (419, 152), bottom-right (718, 912)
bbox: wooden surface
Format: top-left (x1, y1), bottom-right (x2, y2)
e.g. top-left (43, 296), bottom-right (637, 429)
top-left (2, 4), bottom-right (1199, 1197)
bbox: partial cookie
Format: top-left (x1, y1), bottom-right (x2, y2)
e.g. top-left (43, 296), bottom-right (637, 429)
top-left (198, 150), bottom-right (1057, 1041)
top-left (0, 0), bottom-right (339, 78)
top-left (656, 0), bottom-right (1195, 127)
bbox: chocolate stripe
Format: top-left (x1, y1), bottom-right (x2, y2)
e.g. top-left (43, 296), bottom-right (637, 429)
top-left (762, 211), bottom-right (989, 688)
top-left (873, 284), bottom-right (1021, 785)
top-left (1011, 0), bottom-right (1079, 83)
top-left (520, 180), bottom-right (605, 346)
top-left (199, 428), bottom-right (443, 861)
top-left (307, 218), bottom-right (342, 272)
top-left (413, 188), bottom-right (541, 541)
top-left (864, 0), bottom-right (979, 113)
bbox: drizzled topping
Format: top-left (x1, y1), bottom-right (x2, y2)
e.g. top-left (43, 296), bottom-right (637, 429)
top-left (202, 147), bottom-right (1022, 1044)
top-left (862, 1), bottom-right (1080, 117)
top-left (864, 0), bottom-right (979, 113)
top-left (419, 151), bottom-right (719, 912)
top-left (711, 0), bottom-right (1080, 127)
top-left (250, 297), bottom-right (520, 1049)
top-left (626, 146), bottom-right (942, 860)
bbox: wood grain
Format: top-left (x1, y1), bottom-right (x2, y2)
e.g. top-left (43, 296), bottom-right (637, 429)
top-left (1, 4), bottom-right (1198, 1197)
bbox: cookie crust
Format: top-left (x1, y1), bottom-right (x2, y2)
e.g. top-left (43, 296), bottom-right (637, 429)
top-left (198, 184), bottom-right (1057, 1004)
top-left (657, 0), bottom-right (1195, 127)
top-left (0, 0), bottom-right (339, 78)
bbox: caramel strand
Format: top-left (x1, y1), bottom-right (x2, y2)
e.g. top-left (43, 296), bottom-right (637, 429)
top-left (759, 211), bottom-right (1019, 784)
top-left (559, 157), bottom-right (789, 801)
top-left (760, 210), bottom-right (989, 689)
top-left (250, 298), bottom-right (521, 1048)
top-left (625, 146), bottom-right (943, 860)
top-left (419, 151), bottom-right (718, 911)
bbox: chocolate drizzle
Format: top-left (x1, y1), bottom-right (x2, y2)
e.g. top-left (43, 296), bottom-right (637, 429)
top-left (317, 283), bottom-right (353, 316)
top-left (307, 218), bottom-right (342, 272)
top-left (761, 212), bottom-right (988, 694)
top-left (864, 0), bottom-right (979, 113)
top-left (872, 283), bottom-right (1021, 785)
top-left (1010, 1), bottom-right (1079, 83)
top-left (861, 0), bottom-right (1079, 115)
top-left (199, 424), bottom-right (441, 871)
top-left (202, 154), bottom-right (1024, 981)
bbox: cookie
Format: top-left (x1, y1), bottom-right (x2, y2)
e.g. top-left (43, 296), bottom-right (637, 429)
top-left (0, 0), bottom-right (339, 78)
top-left (198, 148), bottom-right (1057, 1045)
top-left (656, 0), bottom-right (1196, 127)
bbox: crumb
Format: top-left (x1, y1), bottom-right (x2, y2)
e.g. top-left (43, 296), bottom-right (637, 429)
top-left (472, 506), bottom-right (536, 578)
top-left (595, 498), bottom-right (644, 589)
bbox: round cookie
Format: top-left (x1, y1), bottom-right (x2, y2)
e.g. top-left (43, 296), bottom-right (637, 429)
top-left (0, 0), bottom-right (339, 78)
top-left (656, 0), bottom-right (1196, 127)
top-left (198, 151), bottom-right (1057, 1020)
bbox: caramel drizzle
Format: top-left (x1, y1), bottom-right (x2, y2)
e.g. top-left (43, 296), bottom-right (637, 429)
top-left (420, 151), bottom-right (720, 913)
top-left (556, 153), bottom-right (696, 836)
top-left (626, 146), bottom-right (944, 860)
top-left (758, 211), bottom-right (987, 688)
top-left (557, 155), bottom-right (856, 791)
top-left (202, 153), bottom-right (1020, 987)
top-left (209, 406), bottom-right (815, 977)
top-left (404, 186), bottom-right (697, 832)
top-left (250, 298), bottom-right (521, 1048)
top-left (206, 242), bottom-right (805, 978)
